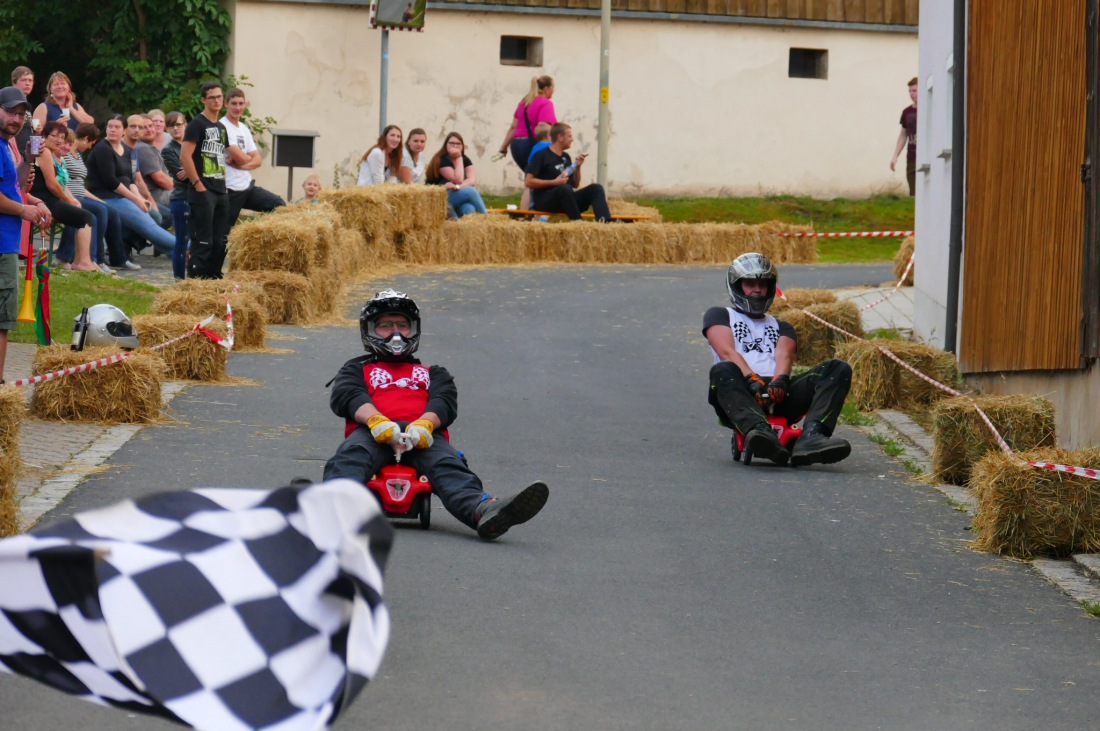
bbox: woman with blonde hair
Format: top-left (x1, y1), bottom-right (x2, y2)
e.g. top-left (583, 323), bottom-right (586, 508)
top-left (495, 75), bottom-right (557, 173)
top-left (32, 71), bottom-right (95, 131)
top-left (426, 132), bottom-right (487, 218)
top-left (358, 125), bottom-right (403, 185)
top-left (30, 122), bottom-right (99, 271)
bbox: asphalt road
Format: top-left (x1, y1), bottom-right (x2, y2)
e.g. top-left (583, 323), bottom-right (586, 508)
top-left (4, 263), bottom-right (1100, 731)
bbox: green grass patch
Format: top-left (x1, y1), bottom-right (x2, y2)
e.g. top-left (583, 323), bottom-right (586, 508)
top-left (1082, 601), bottom-right (1100, 618)
top-left (868, 432), bottom-right (906, 458)
top-left (839, 402), bottom-right (876, 427)
top-left (8, 270), bottom-right (159, 345)
top-left (481, 193), bottom-right (912, 263)
top-left (866, 327), bottom-right (909, 341)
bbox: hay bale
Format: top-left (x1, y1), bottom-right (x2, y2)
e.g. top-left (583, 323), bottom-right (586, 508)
top-left (774, 288), bottom-right (838, 313)
top-left (323, 185), bottom-right (446, 243)
top-left (931, 395), bottom-right (1057, 486)
top-left (231, 271), bottom-right (315, 324)
top-left (227, 209), bottom-right (337, 277)
top-left (608, 198), bottom-right (662, 222)
top-left (972, 447), bottom-right (1100, 558)
top-left (894, 235), bottom-right (915, 285)
top-left (0, 386), bottom-right (24, 537)
top-left (836, 339), bottom-right (960, 412)
top-left (151, 287), bottom-right (267, 350)
top-left (31, 345), bottom-right (165, 423)
top-left (133, 315), bottom-right (230, 381)
top-left (781, 302), bottom-right (863, 364)
top-left (414, 218), bottom-right (817, 266)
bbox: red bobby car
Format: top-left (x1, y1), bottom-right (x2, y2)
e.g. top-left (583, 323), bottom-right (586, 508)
top-left (367, 460), bottom-right (433, 529)
top-left (731, 415), bottom-right (803, 466)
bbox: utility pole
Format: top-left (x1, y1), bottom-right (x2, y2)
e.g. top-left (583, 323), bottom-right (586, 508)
top-left (597, 0), bottom-right (610, 188)
top-left (379, 29), bottom-right (390, 134)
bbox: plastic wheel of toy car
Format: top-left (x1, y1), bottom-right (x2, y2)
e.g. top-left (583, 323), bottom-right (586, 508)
top-left (743, 447), bottom-right (753, 466)
top-left (731, 435), bottom-right (742, 462)
top-left (418, 493), bottom-right (431, 530)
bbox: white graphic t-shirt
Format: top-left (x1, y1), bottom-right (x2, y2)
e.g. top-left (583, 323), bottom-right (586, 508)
top-left (705, 307), bottom-right (790, 377)
top-left (219, 117), bottom-right (258, 192)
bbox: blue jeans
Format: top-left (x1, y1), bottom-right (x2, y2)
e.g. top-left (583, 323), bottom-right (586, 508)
top-left (57, 196), bottom-right (108, 264)
top-left (447, 187), bottom-right (487, 218)
top-left (170, 199), bottom-right (190, 280)
top-left (101, 197), bottom-right (176, 256)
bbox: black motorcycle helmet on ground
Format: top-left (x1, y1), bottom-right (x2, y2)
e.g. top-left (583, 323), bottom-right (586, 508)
top-left (726, 252), bottom-right (778, 317)
top-left (359, 289), bottom-right (421, 360)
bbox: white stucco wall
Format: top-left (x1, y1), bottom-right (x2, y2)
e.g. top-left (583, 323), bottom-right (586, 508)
top-left (227, 1), bottom-right (917, 199)
top-left (911, 0), bottom-right (954, 349)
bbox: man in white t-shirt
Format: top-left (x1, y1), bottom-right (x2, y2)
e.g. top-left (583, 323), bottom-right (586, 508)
top-left (219, 88), bottom-right (284, 231)
top-left (702, 252), bottom-right (853, 467)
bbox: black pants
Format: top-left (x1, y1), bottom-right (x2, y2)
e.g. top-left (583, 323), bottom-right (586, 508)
top-left (708, 359), bottom-right (852, 435)
top-left (40, 192), bottom-right (95, 230)
top-left (323, 426), bottom-right (487, 529)
top-left (535, 183), bottom-right (611, 221)
top-left (187, 188), bottom-right (229, 279)
top-left (226, 182), bottom-right (286, 230)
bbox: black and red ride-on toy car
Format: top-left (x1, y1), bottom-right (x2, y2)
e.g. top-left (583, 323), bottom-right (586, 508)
top-left (366, 435), bottom-right (433, 529)
top-left (731, 414), bottom-right (802, 466)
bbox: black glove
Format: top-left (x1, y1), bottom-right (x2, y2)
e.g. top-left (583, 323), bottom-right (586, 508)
top-left (767, 374), bottom-right (790, 404)
top-left (747, 372), bottom-right (769, 408)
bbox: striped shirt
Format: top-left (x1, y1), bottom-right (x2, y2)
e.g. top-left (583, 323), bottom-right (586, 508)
top-left (64, 153), bottom-right (88, 198)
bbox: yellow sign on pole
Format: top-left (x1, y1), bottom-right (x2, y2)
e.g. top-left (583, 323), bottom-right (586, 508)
top-left (600, 87), bottom-right (609, 105)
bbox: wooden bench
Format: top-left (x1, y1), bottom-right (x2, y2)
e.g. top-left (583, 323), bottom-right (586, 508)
top-left (487, 208), bottom-right (651, 223)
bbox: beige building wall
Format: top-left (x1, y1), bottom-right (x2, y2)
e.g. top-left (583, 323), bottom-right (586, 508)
top-left (229, 1), bottom-right (917, 199)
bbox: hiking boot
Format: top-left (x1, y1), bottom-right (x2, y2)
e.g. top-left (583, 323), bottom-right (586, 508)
top-left (745, 425), bottom-right (790, 465)
top-left (791, 426), bottom-right (851, 467)
top-left (475, 481), bottom-right (549, 540)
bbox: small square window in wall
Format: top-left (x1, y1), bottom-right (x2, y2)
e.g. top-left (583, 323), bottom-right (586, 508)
top-left (501, 36), bottom-right (544, 67)
top-left (789, 48), bottom-right (828, 80)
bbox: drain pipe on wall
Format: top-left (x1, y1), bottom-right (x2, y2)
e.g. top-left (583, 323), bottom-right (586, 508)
top-left (943, 0), bottom-right (967, 354)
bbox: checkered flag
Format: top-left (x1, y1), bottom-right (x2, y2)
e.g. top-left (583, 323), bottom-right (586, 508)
top-left (0, 479), bottom-right (393, 731)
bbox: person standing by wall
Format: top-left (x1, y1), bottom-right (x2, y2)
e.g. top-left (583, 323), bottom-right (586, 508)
top-left (181, 82), bottom-right (230, 279)
top-left (220, 88), bottom-right (285, 230)
top-left (890, 76), bottom-right (918, 196)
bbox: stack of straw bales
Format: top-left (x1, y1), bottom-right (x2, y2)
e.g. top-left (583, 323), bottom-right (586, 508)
top-left (322, 185), bottom-right (447, 256)
top-left (0, 386), bottom-right (23, 537)
top-left (232, 270), bottom-right (317, 325)
top-left (971, 447), bottom-right (1100, 557)
top-left (133, 314), bottom-right (231, 381)
top-left (894, 235), bottom-right (915, 285)
top-left (31, 346), bottom-right (165, 423)
top-left (931, 395), bottom-right (1057, 486)
top-left (835, 339), bottom-right (959, 411)
top-left (403, 218), bottom-right (816, 266)
top-left (151, 282), bottom-right (267, 350)
top-left (774, 288), bottom-right (837, 311)
top-left (778, 302), bottom-right (863, 364)
top-left (608, 199), bottom-right (662, 221)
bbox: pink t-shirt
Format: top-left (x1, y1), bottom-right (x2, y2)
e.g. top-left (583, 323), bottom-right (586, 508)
top-left (513, 97), bottom-right (557, 138)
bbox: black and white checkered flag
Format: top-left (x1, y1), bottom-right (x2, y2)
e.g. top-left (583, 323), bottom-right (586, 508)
top-left (0, 479), bottom-right (393, 730)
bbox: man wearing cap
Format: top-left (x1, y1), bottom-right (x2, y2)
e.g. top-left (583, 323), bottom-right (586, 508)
top-left (0, 86), bottom-right (52, 384)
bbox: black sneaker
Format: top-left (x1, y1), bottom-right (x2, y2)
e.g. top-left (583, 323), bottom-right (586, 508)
top-left (745, 426), bottom-right (790, 466)
top-left (475, 481), bottom-right (549, 540)
top-left (791, 429), bottom-right (851, 467)
top-left (288, 476), bottom-right (313, 487)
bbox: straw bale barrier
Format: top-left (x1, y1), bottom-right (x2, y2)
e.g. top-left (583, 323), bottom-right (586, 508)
top-left (323, 184), bottom-right (447, 239)
top-left (781, 302), bottom-right (863, 364)
top-left (931, 395), bottom-right (1057, 486)
top-left (402, 218), bottom-right (816, 266)
top-left (133, 315), bottom-right (230, 381)
top-left (894, 235), bottom-right (915, 285)
top-left (835, 339), bottom-right (960, 411)
top-left (31, 345), bottom-right (165, 423)
top-left (972, 447), bottom-right (1100, 558)
top-left (228, 207), bottom-right (338, 277)
top-left (151, 287), bottom-right (267, 350)
top-left (0, 386), bottom-right (24, 537)
top-left (774, 288), bottom-right (838, 313)
top-left (608, 198), bottom-right (662, 222)
top-left (231, 270), bottom-right (316, 324)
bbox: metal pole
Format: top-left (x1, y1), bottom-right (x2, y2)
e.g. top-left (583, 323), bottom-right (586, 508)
top-left (379, 29), bottom-right (390, 135)
top-left (597, 0), bottom-right (610, 188)
top-left (944, 0), bottom-right (966, 354)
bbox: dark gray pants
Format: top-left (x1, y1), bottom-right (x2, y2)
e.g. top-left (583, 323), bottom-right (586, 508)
top-left (708, 359), bottom-right (853, 435)
top-left (323, 426), bottom-right (488, 528)
top-left (187, 188), bottom-right (229, 279)
top-left (227, 182), bottom-right (286, 230)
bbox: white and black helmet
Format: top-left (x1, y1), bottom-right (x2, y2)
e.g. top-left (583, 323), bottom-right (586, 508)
top-left (726, 253), bottom-right (778, 317)
top-left (71, 304), bottom-right (140, 351)
top-left (360, 289), bottom-right (421, 360)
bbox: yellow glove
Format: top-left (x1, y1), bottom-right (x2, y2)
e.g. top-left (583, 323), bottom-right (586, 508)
top-left (367, 414), bottom-right (400, 444)
top-left (405, 419), bottom-right (435, 449)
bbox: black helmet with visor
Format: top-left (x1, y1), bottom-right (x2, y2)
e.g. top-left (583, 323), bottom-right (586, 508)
top-left (360, 289), bottom-right (421, 360)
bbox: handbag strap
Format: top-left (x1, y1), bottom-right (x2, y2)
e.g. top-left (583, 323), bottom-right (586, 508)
top-left (522, 102), bottom-right (536, 140)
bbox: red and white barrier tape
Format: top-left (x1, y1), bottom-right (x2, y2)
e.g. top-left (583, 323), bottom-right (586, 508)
top-left (777, 230), bottom-right (914, 238)
top-left (857, 255), bottom-right (914, 313)
top-left (8, 303), bottom-right (234, 388)
top-left (778, 292), bottom-right (1100, 481)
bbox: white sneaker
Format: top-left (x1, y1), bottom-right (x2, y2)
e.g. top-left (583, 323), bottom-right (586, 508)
top-left (98, 263), bottom-right (116, 275)
top-left (122, 260), bottom-right (142, 271)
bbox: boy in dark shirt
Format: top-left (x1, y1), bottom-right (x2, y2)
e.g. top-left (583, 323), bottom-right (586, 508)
top-left (181, 81), bottom-right (229, 279)
top-left (525, 122), bottom-right (611, 222)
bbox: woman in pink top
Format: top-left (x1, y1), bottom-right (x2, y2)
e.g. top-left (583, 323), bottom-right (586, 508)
top-left (496, 75), bottom-right (556, 173)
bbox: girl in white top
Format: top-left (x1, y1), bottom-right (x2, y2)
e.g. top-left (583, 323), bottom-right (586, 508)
top-left (358, 125), bottom-right (403, 185)
top-left (399, 128), bottom-right (428, 184)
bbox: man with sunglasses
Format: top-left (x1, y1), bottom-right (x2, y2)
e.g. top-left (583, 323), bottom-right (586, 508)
top-left (324, 289), bottom-right (550, 541)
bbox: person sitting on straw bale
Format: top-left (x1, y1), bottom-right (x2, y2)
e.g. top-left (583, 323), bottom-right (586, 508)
top-left (358, 124), bottom-right (403, 186)
top-left (703, 253), bottom-right (854, 467)
top-left (520, 121), bottom-right (551, 212)
top-left (425, 132), bottom-right (488, 218)
top-left (324, 289), bottom-right (548, 540)
top-left (296, 173), bottom-right (322, 204)
top-left (526, 122), bottom-right (610, 222)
